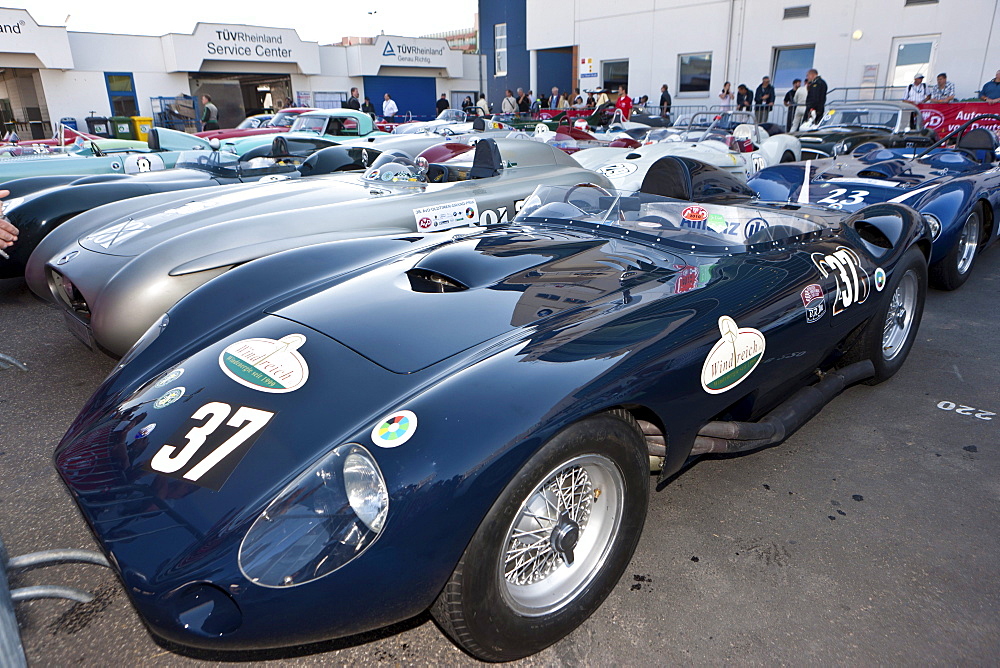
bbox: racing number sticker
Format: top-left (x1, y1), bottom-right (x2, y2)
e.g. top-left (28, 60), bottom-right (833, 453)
top-left (817, 188), bottom-right (870, 209)
top-left (811, 246), bottom-right (871, 315)
top-left (149, 402), bottom-right (275, 490)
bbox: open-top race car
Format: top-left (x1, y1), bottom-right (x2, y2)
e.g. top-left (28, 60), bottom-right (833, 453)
top-left (27, 138), bottom-right (613, 357)
top-left (221, 109), bottom-right (388, 154)
top-left (0, 128), bottom-right (218, 185)
top-left (750, 114), bottom-right (1000, 289)
top-left (0, 142), bottom-right (380, 279)
top-left (51, 166), bottom-right (929, 661)
top-left (575, 111), bottom-right (800, 188)
top-left (391, 108), bottom-right (489, 134)
top-left (794, 100), bottom-right (936, 159)
top-left (194, 107), bottom-right (319, 141)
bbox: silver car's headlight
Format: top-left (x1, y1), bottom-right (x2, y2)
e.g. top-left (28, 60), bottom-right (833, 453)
top-left (239, 443), bottom-right (388, 588)
top-left (923, 213), bottom-right (942, 240)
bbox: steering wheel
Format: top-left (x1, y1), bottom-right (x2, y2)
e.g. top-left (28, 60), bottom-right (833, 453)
top-left (563, 183), bottom-right (624, 221)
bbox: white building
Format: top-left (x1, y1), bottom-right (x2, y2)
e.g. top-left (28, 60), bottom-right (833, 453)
top-left (0, 8), bottom-right (485, 138)
top-left (524, 0), bottom-right (999, 110)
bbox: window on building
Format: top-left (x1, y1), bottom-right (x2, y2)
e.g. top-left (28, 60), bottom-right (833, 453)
top-left (783, 5), bottom-right (810, 19)
top-left (678, 53), bottom-right (712, 94)
top-left (602, 60), bottom-right (629, 91)
top-left (105, 73), bottom-right (138, 116)
top-left (772, 45), bottom-right (815, 89)
top-left (904, 0), bottom-right (938, 5)
top-left (314, 91), bottom-right (347, 108)
top-left (495, 24), bottom-right (508, 76)
top-left (889, 35), bottom-right (938, 86)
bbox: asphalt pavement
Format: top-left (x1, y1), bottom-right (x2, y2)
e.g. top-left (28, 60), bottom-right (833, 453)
top-left (0, 249), bottom-right (997, 666)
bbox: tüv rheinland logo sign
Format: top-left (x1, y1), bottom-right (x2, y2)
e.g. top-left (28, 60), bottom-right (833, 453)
top-left (380, 38), bottom-right (444, 66)
top-left (0, 20), bottom-right (26, 34)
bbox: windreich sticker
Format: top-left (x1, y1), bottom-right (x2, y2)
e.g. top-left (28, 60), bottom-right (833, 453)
top-left (701, 316), bottom-right (766, 394)
top-left (219, 334), bottom-right (309, 393)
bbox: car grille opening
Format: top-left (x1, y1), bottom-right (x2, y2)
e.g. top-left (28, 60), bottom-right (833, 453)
top-left (48, 268), bottom-right (92, 319)
top-left (406, 268), bottom-right (468, 293)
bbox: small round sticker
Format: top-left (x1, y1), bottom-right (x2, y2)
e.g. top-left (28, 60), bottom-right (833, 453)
top-left (371, 410), bottom-right (418, 448)
top-left (154, 367), bottom-right (184, 388)
top-left (874, 267), bottom-right (887, 291)
top-left (153, 387), bottom-right (185, 409)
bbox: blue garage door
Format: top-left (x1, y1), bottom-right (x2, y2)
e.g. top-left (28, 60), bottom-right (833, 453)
top-left (363, 76), bottom-right (437, 121)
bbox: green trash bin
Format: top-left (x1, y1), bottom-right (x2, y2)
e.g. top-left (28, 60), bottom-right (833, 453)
top-left (110, 116), bottom-right (134, 140)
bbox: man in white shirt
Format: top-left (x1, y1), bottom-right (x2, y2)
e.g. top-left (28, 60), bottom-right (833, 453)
top-left (903, 74), bottom-right (929, 105)
top-left (382, 93), bottom-right (398, 122)
top-left (501, 89), bottom-right (518, 114)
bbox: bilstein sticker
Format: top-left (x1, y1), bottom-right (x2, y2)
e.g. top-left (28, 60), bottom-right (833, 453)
top-left (219, 334), bottom-right (309, 393)
top-left (372, 410), bottom-right (418, 448)
top-left (701, 316), bottom-right (766, 394)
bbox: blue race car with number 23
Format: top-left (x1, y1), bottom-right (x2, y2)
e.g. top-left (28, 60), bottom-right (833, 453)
top-left (54, 164), bottom-right (930, 661)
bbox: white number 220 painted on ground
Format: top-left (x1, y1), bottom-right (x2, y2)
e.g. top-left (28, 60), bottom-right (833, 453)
top-left (817, 188), bottom-right (870, 208)
top-left (150, 402), bottom-right (274, 481)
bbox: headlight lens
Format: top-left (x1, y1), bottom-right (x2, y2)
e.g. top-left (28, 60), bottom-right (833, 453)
top-left (239, 443), bottom-right (388, 588)
top-left (923, 213), bottom-right (942, 240)
top-left (115, 313), bottom-right (169, 370)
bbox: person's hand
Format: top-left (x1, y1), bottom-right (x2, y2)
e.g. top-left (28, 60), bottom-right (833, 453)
top-left (0, 189), bottom-right (18, 250)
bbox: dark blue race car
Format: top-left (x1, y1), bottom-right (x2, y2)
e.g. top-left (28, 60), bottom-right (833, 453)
top-left (749, 114), bottom-right (1000, 290)
top-left (52, 162), bottom-right (930, 661)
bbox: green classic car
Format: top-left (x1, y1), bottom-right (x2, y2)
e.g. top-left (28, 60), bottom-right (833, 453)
top-left (222, 109), bottom-right (389, 154)
top-left (794, 101), bottom-right (937, 159)
top-left (0, 128), bottom-right (218, 185)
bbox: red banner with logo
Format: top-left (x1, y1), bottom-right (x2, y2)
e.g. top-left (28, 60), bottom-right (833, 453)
top-left (918, 102), bottom-right (1000, 136)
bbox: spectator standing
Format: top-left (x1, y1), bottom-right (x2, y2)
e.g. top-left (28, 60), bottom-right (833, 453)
top-left (529, 91), bottom-right (541, 114)
top-left (502, 89), bottom-right (518, 114)
top-left (928, 73), bottom-right (955, 103)
top-left (517, 88), bottom-right (531, 113)
top-left (979, 70), bottom-right (1000, 102)
top-left (586, 92), bottom-right (596, 107)
top-left (614, 85), bottom-right (633, 120)
top-left (736, 84), bottom-right (752, 111)
top-left (548, 86), bottom-right (560, 108)
top-left (476, 93), bottom-right (490, 115)
top-left (461, 95), bottom-right (473, 113)
top-left (382, 93), bottom-right (398, 122)
top-left (719, 82), bottom-right (733, 110)
top-left (595, 88), bottom-right (610, 107)
top-left (804, 69), bottom-right (828, 125)
top-left (573, 88), bottom-right (585, 108)
top-left (344, 87), bottom-right (361, 110)
top-left (436, 94), bottom-right (450, 115)
top-left (660, 84), bottom-right (672, 118)
top-left (902, 74), bottom-right (929, 104)
top-left (200, 94), bottom-right (219, 130)
top-left (791, 80), bottom-right (808, 131)
top-left (558, 93), bottom-right (571, 109)
top-left (754, 76), bottom-right (775, 123)
top-left (783, 79), bottom-right (801, 132)
top-left (361, 96), bottom-right (376, 119)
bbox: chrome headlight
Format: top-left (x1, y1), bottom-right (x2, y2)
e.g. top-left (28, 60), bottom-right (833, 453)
top-left (239, 443), bottom-right (388, 588)
top-left (923, 213), bottom-right (942, 240)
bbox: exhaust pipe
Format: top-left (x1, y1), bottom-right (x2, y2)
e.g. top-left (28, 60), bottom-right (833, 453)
top-left (691, 361), bottom-right (875, 456)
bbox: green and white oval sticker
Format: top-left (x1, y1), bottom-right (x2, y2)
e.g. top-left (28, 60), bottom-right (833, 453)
top-left (701, 316), bottom-right (765, 394)
top-left (219, 333), bottom-right (309, 393)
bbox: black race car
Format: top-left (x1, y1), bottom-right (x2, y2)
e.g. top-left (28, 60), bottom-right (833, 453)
top-left (795, 101), bottom-right (936, 159)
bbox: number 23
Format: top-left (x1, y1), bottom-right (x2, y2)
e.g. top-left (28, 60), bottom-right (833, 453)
top-left (817, 188), bottom-right (869, 208)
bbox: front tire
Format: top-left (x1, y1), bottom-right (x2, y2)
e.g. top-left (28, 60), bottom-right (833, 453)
top-left (844, 246), bottom-right (926, 384)
top-left (431, 410), bottom-right (649, 662)
top-left (930, 206), bottom-right (982, 290)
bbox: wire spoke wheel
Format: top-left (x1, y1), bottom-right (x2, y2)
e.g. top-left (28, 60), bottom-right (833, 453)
top-left (882, 269), bottom-right (918, 361)
top-left (499, 454), bottom-right (624, 617)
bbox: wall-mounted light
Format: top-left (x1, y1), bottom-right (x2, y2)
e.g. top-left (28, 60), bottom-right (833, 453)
top-left (852, 30), bottom-right (863, 40)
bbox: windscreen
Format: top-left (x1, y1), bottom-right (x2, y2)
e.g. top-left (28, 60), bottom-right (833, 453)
top-left (515, 185), bottom-right (825, 252)
top-left (819, 107), bottom-right (898, 130)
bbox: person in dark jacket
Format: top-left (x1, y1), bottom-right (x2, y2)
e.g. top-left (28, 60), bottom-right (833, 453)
top-left (436, 94), bottom-right (450, 115)
top-left (805, 69), bottom-right (828, 126)
top-left (736, 84), bottom-right (753, 111)
top-left (659, 84), bottom-right (672, 119)
top-left (754, 76), bottom-right (775, 123)
top-left (517, 88), bottom-right (531, 113)
top-left (344, 87), bottom-right (361, 111)
top-left (783, 79), bottom-right (801, 132)
top-left (361, 96), bottom-right (376, 119)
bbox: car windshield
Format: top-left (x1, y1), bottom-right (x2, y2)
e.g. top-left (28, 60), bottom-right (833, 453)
top-left (268, 110), bottom-right (302, 128)
top-left (362, 151), bottom-right (428, 186)
top-left (660, 111), bottom-right (758, 143)
top-left (515, 185), bottom-right (825, 253)
top-left (237, 115), bottom-right (271, 129)
top-left (175, 150), bottom-right (295, 178)
top-left (436, 109), bottom-right (467, 123)
top-left (818, 107), bottom-right (899, 130)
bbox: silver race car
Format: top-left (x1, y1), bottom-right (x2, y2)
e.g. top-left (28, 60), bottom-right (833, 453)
top-left (28, 138), bottom-right (613, 357)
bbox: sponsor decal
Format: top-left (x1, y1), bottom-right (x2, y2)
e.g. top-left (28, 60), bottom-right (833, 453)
top-left (682, 206), bottom-right (708, 222)
top-left (372, 410), bottom-right (418, 448)
top-left (701, 316), bottom-right (766, 394)
top-left (920, 109), bottom-right (945, 130)
top-left (706, 213), bottom-right (728, 233)
top-left (219, 334), bottom-right (309, 393)
top-left (412, 198), bottom-right (479, 232)
top-left (125, 153), bottom-right (164, 174)
top-left (149, 402), bottom-right (275, 491)
top-left (801, 283), bottom-right (826, 323)
top-left (744, 217), bottom-right (769, 238)
top-left (153, 386), bottom-right (185, 409)
top-left (874, 267), bottom-right (886, 291)
top-left (596, 162), bottom-right (638, 178)
top-left (85, 219), bottom-right (150, 249)
top-left (674, 265), bottom-right (700, 293)
top-left (154, 367), bottom-right (184, 388)
top-left (811, 246), bottom-right (871, 315)
top-left (110, 161), bottom-right (121, 170)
